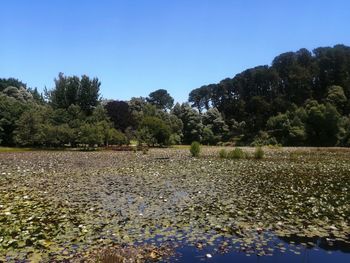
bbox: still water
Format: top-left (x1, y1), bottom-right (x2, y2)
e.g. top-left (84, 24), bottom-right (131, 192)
top-left (165, 236), bottom-right (350, 263)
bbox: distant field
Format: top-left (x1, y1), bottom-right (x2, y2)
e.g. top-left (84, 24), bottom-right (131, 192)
top-left (0, 147), bottom-right (349, 262)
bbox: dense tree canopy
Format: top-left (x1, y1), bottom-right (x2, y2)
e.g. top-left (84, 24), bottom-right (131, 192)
top-left (147, 89), bottom-right (174, 111)
top-left (187, 44), bottom-right (350, 146)
top-left (46, 73), bottom-right (100, 115)
top-left (1, 44), bottom-right (350, 147)
top-left (104, 100), bottom-right (133, 131)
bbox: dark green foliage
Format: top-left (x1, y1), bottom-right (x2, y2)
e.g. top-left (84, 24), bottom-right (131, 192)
top-left (228, 147), bottom-right (245, 159)
top-left (188, 44), bottom-right (350, 146)
top-left (266, 107), bottom-right (307, 146)
top-left (188, 85), bottom-right (212, 112)
top-left (147, 89), bottom-right (174, 111)
top-left (202, 126), bottom-right (216, 145)
top-left (254, 146), bottom-right (264, 159)
top-left (127, 97), bottom-right (183, 145)
top-left (305, 101), bottom-right (340, 146)
top-left (219, 149), bottom-right (228, 158)
top-left (138, 116), bottom-right (171, 146)
top-left (2, 86), bottom-right (33, 102)
top-left (0, 78), bottom-right (27, 91)
top-left (250, 130), bottom-right (277, 146)
top-left (172, 103), bottom-right (203, 144)
top-left (27, 87), bottom-right (45, 104)
top-left (108, 129), bottom-right (128, 146)
top-left (79, 75), bottom-right (101, 114)
top-left (2, 44), bottom-right (350, 148)
top-left (47, 73), bottom-right (100, 115)
top-left (14, 107), bottom-right (46, 146)
top-left (338, 116), bottom-right (350, 146)
top-left (0, 78), bottom-right (126, 148)
top-left (0, 94), bottom-right (28, 145)
top-left (190, 141), bottom-right (200, 157)
top-left (202, 108), bottom-right (228, 145)
top-left (326, 85), bottom-right (347, 112)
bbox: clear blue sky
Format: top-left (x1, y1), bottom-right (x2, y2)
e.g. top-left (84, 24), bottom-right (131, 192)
top-left (1, 0), bottom-right (349, 103)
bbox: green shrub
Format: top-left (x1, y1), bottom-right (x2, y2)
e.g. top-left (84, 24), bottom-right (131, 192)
top-left (219, 149), bottom-right (228, 158)
top-left (138, 116), bottom-right (171, 146)
top-left (254, 146), bottom-right (264, 159)
top-left (228, 147), bottom-right (245, 159)
top-left (190, 141), bottom-right (201, 157)
top-left (109, 129), bottom-right (128, 146)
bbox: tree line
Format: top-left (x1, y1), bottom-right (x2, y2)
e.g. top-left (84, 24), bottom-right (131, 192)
top-left (1, 44), bottom-right (350, 147)
top-left (188, 44), bottom-right (350, 146)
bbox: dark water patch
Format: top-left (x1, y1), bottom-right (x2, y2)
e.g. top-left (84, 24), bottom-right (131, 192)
top-left (164, 236), bottom-right (350, 263)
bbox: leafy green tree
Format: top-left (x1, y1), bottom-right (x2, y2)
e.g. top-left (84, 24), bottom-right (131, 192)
top-left (202, 108), bottom-right (228, 144)
top-left (227, 119), bottom-right (246, 140)
top-left (188, 85), bottom-right (212, 112)
top-left (202, 126), bottom-right (216, 145)
top-left (313, 45), bottom-right (350, 101)
top-left (0, 78), bottom-right (27, 91)
top-left (246, 96), bottom-right (271, 133)
top-left (128, 97), bottom-right (155, 128)
top-left (326, 85), bottom-right (347, 112)
top-left (155, 110), bottom-right (183, 143)
top-left (77, 122), bottom-right (104, 147)
top-left (305, 101), bottom-right (341, 146)
top-left (78, 75), bottom-right (101, 114)
top-left (267, 110), bottom-right (306, 146)
top-left (40, 124), bottom-right (59, 146)
top-left (3, 86), bottom-right (33, 102)
top-left (89, 105), bottom-right (109, 123)
top-left (337, 116), bottom-right (350, 146)
top-left (48, 73), bottom-right (100, 115)
top-left (49, 73), bottom-right (72, 109)
top-left (172, 103), bottom-right (203, 144)
top-left (55, 124), bottom-right (75, 146)
top-left (0, 94), bottom-right (27, 145)
top-left (14, 107), bottom-right (46, 146)
top-left (137, 116), bottom-right (171, 146)
top-left (187, 44), bottom-right (350, 144)
top-left (27, 87), bottom-right (45, 104)
top-left (266, 113), bottom-right (290, 143)
top-left (108, 128), bottom-right (128, 145)
top-left (147, 89), bottom-right (174, 111)
top-left (128, 97), bottom-right (183, 143)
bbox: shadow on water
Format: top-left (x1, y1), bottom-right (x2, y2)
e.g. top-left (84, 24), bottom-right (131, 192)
top-left (279, 235), bottom-right (350, 254)
top-left (163, 235), bottom-right (350, 263)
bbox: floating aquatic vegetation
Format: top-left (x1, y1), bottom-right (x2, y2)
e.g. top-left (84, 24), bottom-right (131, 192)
top-left (0, 148), bottom-right (349, 261)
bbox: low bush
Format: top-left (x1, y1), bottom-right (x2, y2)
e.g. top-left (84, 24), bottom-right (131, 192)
top-left (219, 149), bottom-right (228, 158)
top-left (190, 141), bottom-right (201, 157)
top-left (254, 146), bottom-right (264, 159)
top-left (228, 147), bottom-right (245, 159)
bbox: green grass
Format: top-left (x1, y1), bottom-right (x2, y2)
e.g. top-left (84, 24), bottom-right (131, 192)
top-left (0, 147), bottom-right (34, 152)
top-left (129, 140), bottom-right (138, 146)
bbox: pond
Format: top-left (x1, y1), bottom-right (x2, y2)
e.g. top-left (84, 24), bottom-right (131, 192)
top-left (0, 147), bottom-right (349, 262)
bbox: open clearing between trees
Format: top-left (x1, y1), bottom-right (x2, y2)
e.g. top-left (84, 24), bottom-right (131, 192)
top-left (0, 147), bottom-right (349, 262)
